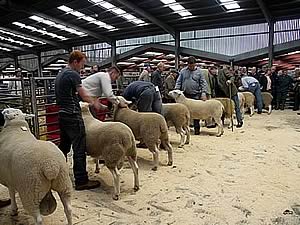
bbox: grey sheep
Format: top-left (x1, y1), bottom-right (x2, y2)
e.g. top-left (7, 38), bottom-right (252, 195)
top-left (80, 102), bottom-right (139, 200)
top-left (162, 103), bottom-right (191, 148)
top-left (114, 96), bottom-right (173, 171)
top-left (0, 108), bottom-right (72, 225)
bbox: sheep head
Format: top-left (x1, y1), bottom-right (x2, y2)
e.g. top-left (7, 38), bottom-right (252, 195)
top-left (168, 90), bottom-right (185, 100)
top-left (115, 96), bottom-right (132, 108)
top-left (2, 108), bottom-right (34, 121)
top-left (79, 101), bottom-right (90, 112)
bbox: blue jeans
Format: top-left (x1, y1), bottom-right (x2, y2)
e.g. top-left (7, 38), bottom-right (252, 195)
top-left (58, 113), bottom-right (88, 186)
top-left (232, 94), bottom-right (243, 123)
top-left (248, 83), bottom-right (263, 112)
top-left (137, 87), bottom-right (162, 114)
top-left (184, 93), bottom-right (201, 131)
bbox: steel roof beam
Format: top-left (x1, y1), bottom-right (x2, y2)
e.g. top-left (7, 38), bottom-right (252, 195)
top-left (115, 0), bottom-right (176, 38)
top-left (2, 2), bottom-right (113, 44)
top-left (0, 26), bottom-right (70, 50)
top-left (255, 0), bottom-right (272, 23)
top-left (0, 42), bottom-right (29, 52)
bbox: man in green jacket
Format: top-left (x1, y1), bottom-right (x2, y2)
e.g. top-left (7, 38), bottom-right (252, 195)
top-left (217, 67), bottom-right (243, 128)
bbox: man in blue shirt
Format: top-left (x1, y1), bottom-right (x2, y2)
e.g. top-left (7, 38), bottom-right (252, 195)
top-left (239, 75), bottom-right (263, 114)
top-left (175, 56), bottom-right (208, 135)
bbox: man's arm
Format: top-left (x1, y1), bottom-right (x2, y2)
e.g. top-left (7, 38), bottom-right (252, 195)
top-left (77, 86), bottom-right (103, 110)
top-left (199, 70), bottom-right (208, 99)
top-left (100, 74), bottom-right (118, 104)
top-left (175, 71), bottom-right (183, 90)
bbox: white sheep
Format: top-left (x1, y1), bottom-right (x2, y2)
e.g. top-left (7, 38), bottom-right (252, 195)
top-left (261, 92), bottom-right (273, 114)
top-left (0, 108), bottom-right (72, 225)
top-left (214, 97), bottom-right (235, 128)
top-left (238, 92), bottom-right (245, 119)
top-left (114, 96), bottom-right (173, 171)
top-left (80, 102), bottom-right (139, 200)
top-left (241, 91), bottom-right (255, 116)
top-left (168, 90), bottom-right (224, 137)
top-left (162, 103), bottom-right (190, 148)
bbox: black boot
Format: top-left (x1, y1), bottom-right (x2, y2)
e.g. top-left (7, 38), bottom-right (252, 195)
top-left (194, 128), bottom-right (200, 135)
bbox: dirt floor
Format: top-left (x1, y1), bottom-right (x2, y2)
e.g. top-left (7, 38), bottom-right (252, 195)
top-left (1, 110), bottom-right (300, 225)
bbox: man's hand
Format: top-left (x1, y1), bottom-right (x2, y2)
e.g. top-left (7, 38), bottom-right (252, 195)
top-left (201, 95), bottom-right (207, 101)
top-left (93, 100), bottom-right (108, 111)
top-left (226, 80), bottom-right (232, 85)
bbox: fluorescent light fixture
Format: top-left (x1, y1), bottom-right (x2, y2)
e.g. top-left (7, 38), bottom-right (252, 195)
top-left (12, 22), bottom-right (68, 40)
top-left (159, 0), bottom-right (192, 18)
top-left (0, 29), bottom-right (45, 44)
top-left (224, 3), bottom-right (240, 10)
top-left (101, 2), bottom-right (114, 9)
top-left (89, 0), bottom-right (147, 26)
top-left (0, 35), bottom-right (33, 47)
top-left (57, 5), bottom-right (116, 30)
top-left (0, 47), bottom-right (12, 51)
top-left (219, 0), bottom-right (241, 10)
top-left (29, 15), bottom-right (86, 36)
top-left (178, 10), bottom-right (192, 17)
top-left (57, 5), bottom-right (72, 12)
top-left (161, 0), bottom-right (176, 4)
top-left (169, 3), bottom-right (184, 11)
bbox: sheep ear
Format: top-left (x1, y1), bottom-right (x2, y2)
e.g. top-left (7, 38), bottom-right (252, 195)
top-left (2, 109), bottom-right (16, 120)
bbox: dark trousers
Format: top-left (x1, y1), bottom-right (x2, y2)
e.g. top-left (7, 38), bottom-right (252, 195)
top-left (294, 85), bottom-right (300, 110)
top-left (58, 113), bottom-right (88, 186)
top-left (137, 87), bottom-right (162, 114)
top-left (276, 91), bottom-right (288, 108)
top-left (184, 93), bottom-right (201, 131)
top-left (232, 94), bottom-right (243, 123)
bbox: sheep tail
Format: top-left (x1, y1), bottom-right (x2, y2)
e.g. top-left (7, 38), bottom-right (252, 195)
top-left (40, 191), bottom-right (57, 216)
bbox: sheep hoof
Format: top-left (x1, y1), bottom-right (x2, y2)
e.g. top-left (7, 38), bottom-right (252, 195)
top-left (112, 195), bottom-right (119, 201)
top-left (178, 145), bottom-right (184, 148)
top-left (185, 141), bottom-right (190, 144)
top-left (216, 134), bottom-right (222, 137)
top-left (134, 186), bottom-right (140, 192)
top-left (152, 166), bottom-right (158, 171)
top-left (167, 161), bottom-right (173, 166)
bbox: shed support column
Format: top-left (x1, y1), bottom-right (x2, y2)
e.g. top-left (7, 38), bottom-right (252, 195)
top-left (268, 21), bottom-right (275, 67)
top-left (111, 40), bottom-right (117, 66)
top-left (175, 31), bottom-right (180, 70)
top-left (14, 56), bottom-right (19, 70)
top-left (37, 51), bottom-right (43, 77)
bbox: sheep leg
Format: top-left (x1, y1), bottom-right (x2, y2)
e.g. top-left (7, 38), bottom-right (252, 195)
top-left (183, 125), bottom-right (190, 144)
top-left (268, 105), bottom-right (272, 114)
top-left (32, 210), bottom-right (42, 225)
top-left (58, 192), bottom-right (72, 225)
top-left (177, 127), bottom-right (186, 148)
top-left (127, 156), bottom-right (140, 191)
top-left (109, 167), bottom-right (121, 200)
top-left (9, 188), bottom-right (18, 216)
top-left (214, 118), bottom-right (224, 137)
top-left (250, 106), bottom-right (254, 117)
top-left (148, 144), bottom-right (159, 171)
top-left (95, 158), bottom-right (100, 173)
top-left (161, 141), bottom-right (173, 166)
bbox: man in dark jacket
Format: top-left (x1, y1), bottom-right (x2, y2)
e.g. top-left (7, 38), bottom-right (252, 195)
top-left (293, 67), bottom-right (300, 111)
top-left (151, 62), bottom-right (164, 94)
top-left (217, 67), bottom-right (243, 128)
top-left (271, 66), bottom-right (278, 108)
top-left (123, 81), bottom-right (162, 114)
top-left (276, 70), bottom-right (293, 110)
